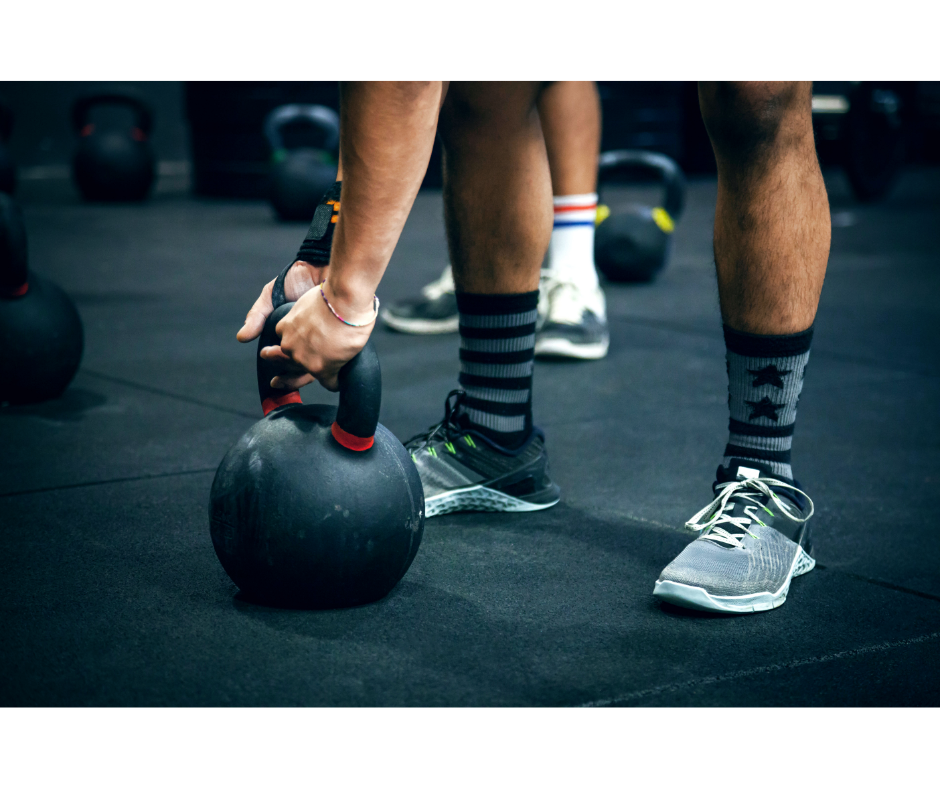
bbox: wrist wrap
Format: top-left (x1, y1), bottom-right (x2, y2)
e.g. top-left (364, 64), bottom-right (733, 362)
top-left (295, 180), bottom-right (341, 266)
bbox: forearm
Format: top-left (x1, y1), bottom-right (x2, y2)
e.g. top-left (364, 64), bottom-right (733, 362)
top-left (327, 81), bottom-right (443, 319)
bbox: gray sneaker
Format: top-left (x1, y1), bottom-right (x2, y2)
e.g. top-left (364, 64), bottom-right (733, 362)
top-left (380, 265), bottom-right (459, 334)
top-left (653, 463), bottom-right (816, 614)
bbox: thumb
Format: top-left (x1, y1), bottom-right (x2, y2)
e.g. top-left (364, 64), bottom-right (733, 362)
top-left (237, 281), bottom-right (275, 342)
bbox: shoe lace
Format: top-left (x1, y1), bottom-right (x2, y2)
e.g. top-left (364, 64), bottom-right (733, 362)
top-left (684, 477), bottom-right (815, 548)
top-left (420, 265), bottom-right (455, 301)
top-left (404, 389), bottom-right (467, 452)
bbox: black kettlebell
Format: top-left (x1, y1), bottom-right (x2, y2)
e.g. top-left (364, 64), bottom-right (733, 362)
top-left (0, 98), bottom-right (15, 195)
top-left (0, 193), bottom-right (84, 405)
top-left (209, 263), bottom-right (425, 609)
top-left (264, 104), bottom-right (340, 221)
top-left (72, 90), bottom-right (156, 202)
top-left (594, 149), bottom-right (686, 283)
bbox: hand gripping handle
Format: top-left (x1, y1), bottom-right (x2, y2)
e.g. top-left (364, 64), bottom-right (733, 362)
top-left (255, 262), bottom-right (381, 451)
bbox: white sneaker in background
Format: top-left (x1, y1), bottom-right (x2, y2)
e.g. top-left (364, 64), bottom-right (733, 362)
top-left (535, 271), bottom-right (610, 360)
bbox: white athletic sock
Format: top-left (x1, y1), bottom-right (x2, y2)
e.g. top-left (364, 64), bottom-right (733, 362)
top-left (545, 193), bottom-right (599, 288)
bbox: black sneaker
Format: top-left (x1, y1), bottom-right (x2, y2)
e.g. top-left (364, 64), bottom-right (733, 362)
top-left (405, 391), bottom-right (561, 518)
top-left (380, 265), bottom-right (459, 334)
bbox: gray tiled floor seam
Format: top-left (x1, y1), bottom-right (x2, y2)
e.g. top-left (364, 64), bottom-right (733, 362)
top-left (0, 467), bottom-right (217, 498)
top-left (81, 369), bottom-right (259, 420)
top-left (582, 630), bottom-right (940, 706)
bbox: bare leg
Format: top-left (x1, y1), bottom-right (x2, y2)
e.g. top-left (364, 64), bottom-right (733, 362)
top-left (535, 81), bottom-right (608, 359)
top-left (701, 80), bottom-right (829, 478)
top-left (538, 81), bottom-right (601, 196)
top-left (438, 82), bottom-right (552, 295)
top-left (701, 81), bottom-right (830, 334)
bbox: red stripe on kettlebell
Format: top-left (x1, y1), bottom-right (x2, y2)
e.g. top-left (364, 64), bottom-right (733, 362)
top-left (81, 124), bottom-right (95, 137)
top-left (261, 391), bottom-right (302, 415)
top-left (331, 421), bottom-right (374, 451)
top-left (1, 282), bottom-right (29, 298)
top-left (132, 128), bottom-right (147, 142)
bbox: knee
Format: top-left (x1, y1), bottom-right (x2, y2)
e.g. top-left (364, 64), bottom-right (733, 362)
top-left (699, 81), bottom-right (810, 159)
top-left (439, 83), bottom-right (541, 152)
top-left (341, 81), bottom-right (439, 118)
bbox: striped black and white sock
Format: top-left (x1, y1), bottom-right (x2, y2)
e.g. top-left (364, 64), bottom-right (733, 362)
top-left (456, 290), bottom-right (538, 450)
top-left (723, 324), bottom-right (814, 480)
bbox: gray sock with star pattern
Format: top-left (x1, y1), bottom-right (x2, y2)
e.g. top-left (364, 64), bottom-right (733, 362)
top-left (722, 324), bottom-right (814, 480)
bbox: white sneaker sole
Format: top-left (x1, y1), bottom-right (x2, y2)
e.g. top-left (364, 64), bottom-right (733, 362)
top-left (425, 484), bottom-right (560, 518)
top-left (380, 309), bottom-right (459, 335)
top-left (652, 545), bottom-right (816, 614)
top-left (534, 335), bottom-right (609, 360)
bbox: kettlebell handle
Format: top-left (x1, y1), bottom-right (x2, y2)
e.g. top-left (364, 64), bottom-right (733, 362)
top-left (597, 149), bottom-right (686, 221)
top-left (264, 104), bottom-right (340, 154)
top-left (72, 90), bottom-right (155, 136)
top-left (256, 261), bottom-right (381, 450)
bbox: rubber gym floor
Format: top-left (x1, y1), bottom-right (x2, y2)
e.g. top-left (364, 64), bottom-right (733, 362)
top-left (2, 167), bottom-right (938, 708)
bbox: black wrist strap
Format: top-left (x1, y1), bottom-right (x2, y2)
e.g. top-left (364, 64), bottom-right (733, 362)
top-left (295, 180), bottom-right (342, 266)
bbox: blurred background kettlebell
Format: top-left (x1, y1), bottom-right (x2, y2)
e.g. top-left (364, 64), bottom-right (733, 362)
top-left (72, 89), bottom-right (156, 202)
top-left (264, 104), bottom-right (340, 221)
top-left (0, 192), bottom-right (84, 405)
top-left (594, 149), bottom-right (687, 283)
top-left (0, 97), bottom-right (15, 195)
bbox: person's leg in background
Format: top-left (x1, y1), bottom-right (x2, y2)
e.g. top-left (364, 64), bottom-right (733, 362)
top-left (382, 81), bottom-right (609, 363)
top-left (536, 80), bottom-right (609, 360)
top-left (654, 81), bottom-right (829, 614)
top-left (406, 82), bottom-right (562, 517)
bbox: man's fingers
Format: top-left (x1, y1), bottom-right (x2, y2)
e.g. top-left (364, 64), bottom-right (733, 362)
top-left (259, 345), bottom-right (293, 364)
top-left (271, 373), bottom-right (315, 391)
top-left (236, 280), bottom-right (275, 343)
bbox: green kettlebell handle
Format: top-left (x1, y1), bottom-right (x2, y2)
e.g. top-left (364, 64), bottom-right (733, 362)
top-left (264, 104), bottom-right (340, 156)
top-left (597, 149), bottom-right (686, 221)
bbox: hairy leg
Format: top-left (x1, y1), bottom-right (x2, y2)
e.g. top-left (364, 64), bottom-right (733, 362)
top-left (438, 82), bottom-right (553, 295)
top-left (700, 81), bottom-right (830, 334)
top-left (538, 80), bottom-right (601, 196)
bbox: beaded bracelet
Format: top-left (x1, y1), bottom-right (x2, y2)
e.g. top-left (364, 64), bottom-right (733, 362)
top-left (318, 281), bottom-right (379, 327)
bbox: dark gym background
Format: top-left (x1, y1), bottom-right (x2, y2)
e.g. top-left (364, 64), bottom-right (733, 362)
top-left (1, 81), bottom-right (939, 707)
top-left (4, 81), bottom-right (938, 195)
